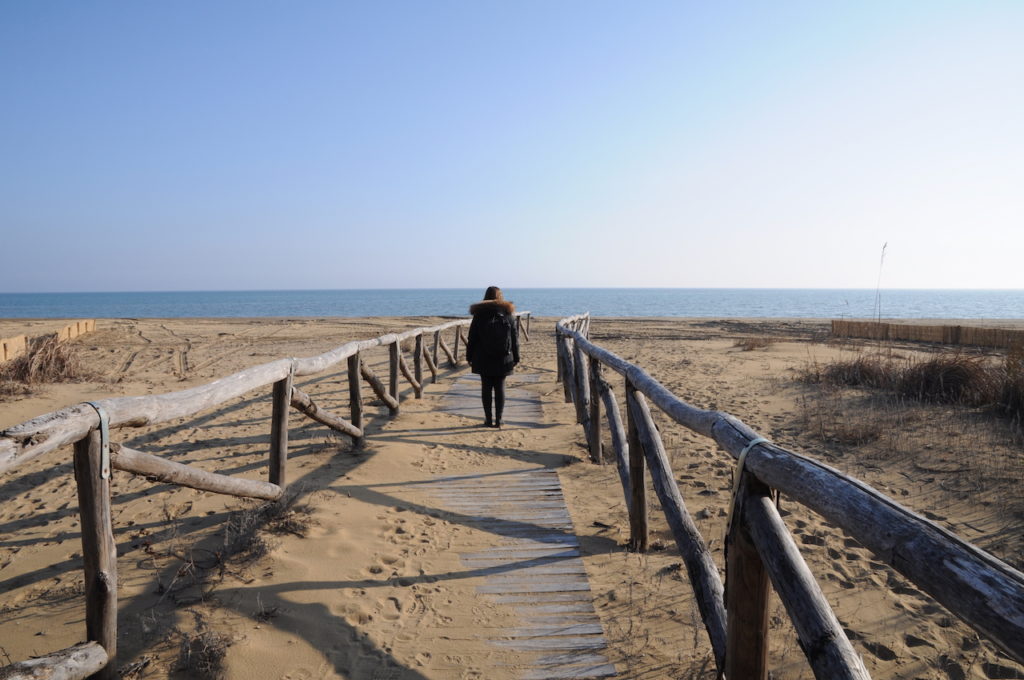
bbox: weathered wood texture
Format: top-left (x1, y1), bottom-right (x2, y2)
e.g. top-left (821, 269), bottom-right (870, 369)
top-left (347, 353), bottom-right (364, 445)
top-left (744, 487), bottom-right (870, 679)
top-left (725, 476), bottom-right (771, 680)
top-left (111, 444), bottom-right (282, 501)
top-left (624, 384), bottom-right (648, 553)
top-left (388, 341), bottom-right (400, 412)
top-left (626, 388), bottom-right (727, 669)
top-left (438, 335), bottom-right (456, 367)
top-left (290, 387), bottom-right (363, 440)
top-left (73, 431), bottom-right (117, 680)
top-left (269, 372), bottom-right (293, 488)
top-left (422, 340), bottom-right (439, 383)
top-left (0, 641), bottom-right (108, 680)
top-left (397, 350), bottom-right (421, 395)
top-left (557, 315), bottom-right (1024, 666)
top-left (587, 360), bottom-right (602, 463)
top-left (360, 362), bottom-right (399, 412)
top-left (596, 377), bottom-right (629, 500)
top-left (414, 334), bottom-right (424, 395)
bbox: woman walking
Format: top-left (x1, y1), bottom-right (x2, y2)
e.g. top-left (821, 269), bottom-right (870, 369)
top-left (466, 286), bottom-right (520, 428)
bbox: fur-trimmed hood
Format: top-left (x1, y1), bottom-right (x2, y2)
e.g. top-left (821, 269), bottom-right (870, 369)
top-left (469, 299), bottom-right (515, 316)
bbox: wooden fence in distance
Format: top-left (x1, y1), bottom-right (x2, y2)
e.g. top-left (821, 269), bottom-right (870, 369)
top-left (0, 319), bottom-right (96, 363)
top-left (0, 313), bottom-right (530, 680)
top-left (832, 319), bottom-right (1024, 349)
top-left (1, 334), bottom-right (27, 362)
top-left (556, 313), bottom-right (1024, 679)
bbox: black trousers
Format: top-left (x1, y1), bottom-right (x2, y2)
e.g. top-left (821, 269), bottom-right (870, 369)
top-left (480, 374), bottom-right (506, 423)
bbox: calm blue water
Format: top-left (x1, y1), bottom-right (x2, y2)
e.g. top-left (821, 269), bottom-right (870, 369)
top-left (0, 289), bottom-right (1021, 319)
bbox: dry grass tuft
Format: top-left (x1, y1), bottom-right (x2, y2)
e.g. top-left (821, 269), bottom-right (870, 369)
top-left (801, 349), bottom-right (1022, 427)
top-left (733, 336), bottom-right (774, 351)
top-left (0, 334), bottom-right (90, 384)
top-left (177, 626), bottom-right (231, 680)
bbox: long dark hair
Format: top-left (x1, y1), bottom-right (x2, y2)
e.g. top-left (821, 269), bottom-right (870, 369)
top-left (483, 286), bottom-right (503, 301)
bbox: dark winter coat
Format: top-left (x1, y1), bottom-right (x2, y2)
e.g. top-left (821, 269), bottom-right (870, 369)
top-left (466, 299), bottom-right (520, 377)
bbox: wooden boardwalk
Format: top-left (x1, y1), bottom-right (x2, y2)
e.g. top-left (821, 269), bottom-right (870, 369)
top-left (411, 468), bottom-right (616, 679)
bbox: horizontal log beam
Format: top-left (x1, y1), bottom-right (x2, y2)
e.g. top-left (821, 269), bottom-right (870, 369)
top-left (0, 641), bottom-right (109, 680)
top-left (290, 387), bottom-right (363, 440)
top-left (111, 444), bottom-right (283, 501)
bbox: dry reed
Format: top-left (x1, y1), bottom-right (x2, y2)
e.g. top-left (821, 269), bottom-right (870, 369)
top-left (0, 334), bottom-right (89, 384)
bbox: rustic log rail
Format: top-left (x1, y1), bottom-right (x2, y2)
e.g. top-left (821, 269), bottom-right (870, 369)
top-left (556, 312), bottom-right (1024, 679)
top-left (0, 313), bottom-right (530, 680)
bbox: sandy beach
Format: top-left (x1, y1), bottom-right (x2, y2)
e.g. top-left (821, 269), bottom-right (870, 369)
top-left (1, 316), bottom-right (1022, 679)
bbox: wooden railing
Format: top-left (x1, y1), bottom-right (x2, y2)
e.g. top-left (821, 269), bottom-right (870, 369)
top-left (556, 313), bottom-right (1024, 679)
top-left (0, 313), bottom-right (530, 680)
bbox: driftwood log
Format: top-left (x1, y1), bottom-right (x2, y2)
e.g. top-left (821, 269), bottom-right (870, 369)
top-left (0, 641), bottom-right (108, 680)
top-left (111, 444), bottom-right (282, 501)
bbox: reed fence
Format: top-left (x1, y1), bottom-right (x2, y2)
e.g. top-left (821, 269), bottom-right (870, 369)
top-left (0, 312), bottom-right (530, 680)
top-left (556, 313), bottom-right (1024, 679)
top-left (832, 319), bottom-right (1024, 349)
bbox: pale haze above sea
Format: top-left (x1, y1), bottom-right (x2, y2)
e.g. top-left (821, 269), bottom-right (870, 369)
top-left (0, 289), bottom-right (1021, 320)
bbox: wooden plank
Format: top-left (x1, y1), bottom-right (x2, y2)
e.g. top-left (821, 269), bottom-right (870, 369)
top-left (725, 475), bottom-right (770, 680)
top-left (491, 592), bottom-right (593, 604)
top-left (490, 637), bottom-right (607, 651)
top-left (498, 624), bottom-right (604, 637)
top-left (521, 663), bottom-right (617, 680)
top-left (478, 582), bottom-right (593, 594)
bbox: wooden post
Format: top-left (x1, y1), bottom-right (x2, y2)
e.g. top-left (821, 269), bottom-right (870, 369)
top-left (389, 341), bottom-right (400, 414)
top-left (432, 330), bottom-right (440, 370)
top-left (347, 352), bottom-right (364, 447)
top-left (560, 337), bottom-right (576, 404)
top-left (438, 335), bottom-right (456, 367)
top-left (624, 382), bottom-right (648, 552)
top-left (73, 430), bottom-right (118, 680)
top-left (269, 369), bottom-right (292, 488)
top-left (555, 330), bottom-right (564, 383)
top-left (414, 334), bottom-right (423, 397)
top-left (725, 474), bottom-right (771, 680)
top-left (573, 342), bottom-right (591, 429)
top-left (587, 358), bottom-right (603, 463)
top-left (453, 327), bottom-right (460, 363)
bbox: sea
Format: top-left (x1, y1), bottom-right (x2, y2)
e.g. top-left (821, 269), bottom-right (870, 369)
top-left (0, 289), bottom-right (1021, 320)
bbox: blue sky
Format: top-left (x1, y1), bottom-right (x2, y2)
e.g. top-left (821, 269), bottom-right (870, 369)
top-left (2, 2), bottom-right (1021, 292)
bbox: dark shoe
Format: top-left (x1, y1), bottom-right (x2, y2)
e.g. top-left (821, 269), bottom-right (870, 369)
top-left (490, 420), bottom-right (502, 429)
top-left (483, 419), bottom-right (493, 428)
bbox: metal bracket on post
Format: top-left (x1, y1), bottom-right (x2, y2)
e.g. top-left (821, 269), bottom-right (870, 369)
top-left (84, 401), bottom-right (111, 480)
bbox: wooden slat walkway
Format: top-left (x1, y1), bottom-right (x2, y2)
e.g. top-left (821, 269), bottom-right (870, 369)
top-left (419, 468), bottom-right (617, 679)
